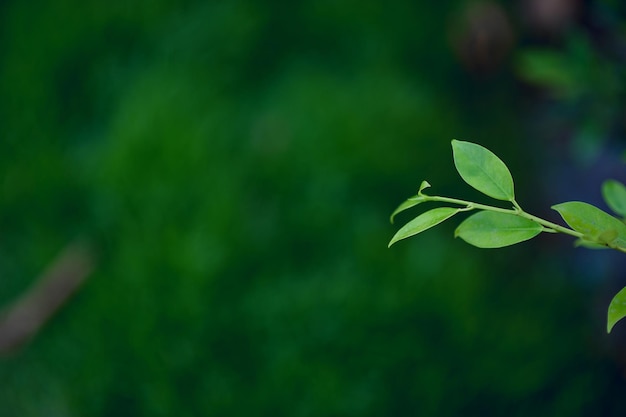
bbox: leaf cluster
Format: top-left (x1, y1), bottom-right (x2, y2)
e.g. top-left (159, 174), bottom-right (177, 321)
top-left (390, 140), bottom-right (626, 333)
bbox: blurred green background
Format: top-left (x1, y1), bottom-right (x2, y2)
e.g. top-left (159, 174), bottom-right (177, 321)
top-left (1, 0), bottom-right (626, 415)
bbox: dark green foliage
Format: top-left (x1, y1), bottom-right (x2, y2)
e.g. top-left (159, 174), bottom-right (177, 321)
top-left (1, 1), bottom-right (625, 416)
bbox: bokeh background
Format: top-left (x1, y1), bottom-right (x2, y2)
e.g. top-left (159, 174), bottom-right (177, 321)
top-left (1, 0), bottom-right (626, 415)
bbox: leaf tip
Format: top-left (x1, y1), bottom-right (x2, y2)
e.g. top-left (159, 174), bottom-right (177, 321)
top-left (388, 236), bottom-right (399, 248)
top-left (607, 286), bottom-right (626, 333)
top-left (607, 316), bottom-right (620, 333)
top-left (418, 180), bottom-right (431, 194)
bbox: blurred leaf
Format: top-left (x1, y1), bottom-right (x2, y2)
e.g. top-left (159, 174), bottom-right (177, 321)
top-left (516, 49), bottom-right (583, 98)
top-left (602, 179), bottom-right (626, 218)
top-left (552, 201), bottom-right (626, 249)
top-left (455, 211), bottom-right (542, 248)
top-left (598, 229), bottom-right (619, 245)
top-left (389, 207), bottom-right (460, 247)
top-left (451, 140), bottom-right (515, 201)
top-left (574, 238), bottom-right (611, 250)
top-left (607, 286), bottom-right (626, 333)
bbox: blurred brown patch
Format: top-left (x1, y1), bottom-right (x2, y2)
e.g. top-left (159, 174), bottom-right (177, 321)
top-left (0, 240), bottom-right (94, 356)
top-left (450, 1), bottom-right (515, 74)
top-left (520, 0), bottom-right (581, 38)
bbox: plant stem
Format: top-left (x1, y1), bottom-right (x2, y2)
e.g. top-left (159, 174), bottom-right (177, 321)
top-left (423, 194), bottom-right (584, 239)
top-left (425, 195), bottom-right (517, 214)
top-left (515, 210), bottom-right (583, 238)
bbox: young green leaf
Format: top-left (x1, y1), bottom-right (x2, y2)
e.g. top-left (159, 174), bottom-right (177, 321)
top-left (574, 238), bottom-right (611, 250)
top-left (390, 196), bottom-right (428, 224)
top-left (552, 201), bottom-right (626, 248)
top-left (451, 140), bottom-right (515, 201)
top-left (388, 207), bottom-right (460, 247)
top-left (602, 179), bottom-right (626, 218)
top-left (607, 286), bottom-right (626, 333)
top-left (390, 180), bottom-right (434, 223)
top-left (455, 211), bottom-right (542, 248)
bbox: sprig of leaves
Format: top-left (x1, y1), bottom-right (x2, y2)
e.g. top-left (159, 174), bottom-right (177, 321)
top-left (389, 140), bottom-right (626, 333)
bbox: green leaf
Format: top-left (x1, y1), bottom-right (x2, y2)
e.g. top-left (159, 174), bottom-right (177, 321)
top-left (607, 286), bottom-right (626, 333)
top-left (455, 211), bottom-right (542, 248)
top-left (388, 207), bottom-right (460, 247)
top-left (552, 201), bottom-right (626, 249)
top-left (390, 180), bottom-right (433, 224)
top-left (451, 140), bottom-right (515, 201)
top-left (602, 179), bottom-right (626, 218)
top-left (574, 238), bottom-right (610, 250)
top-left (390, 196), bottom-right (427, 224)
